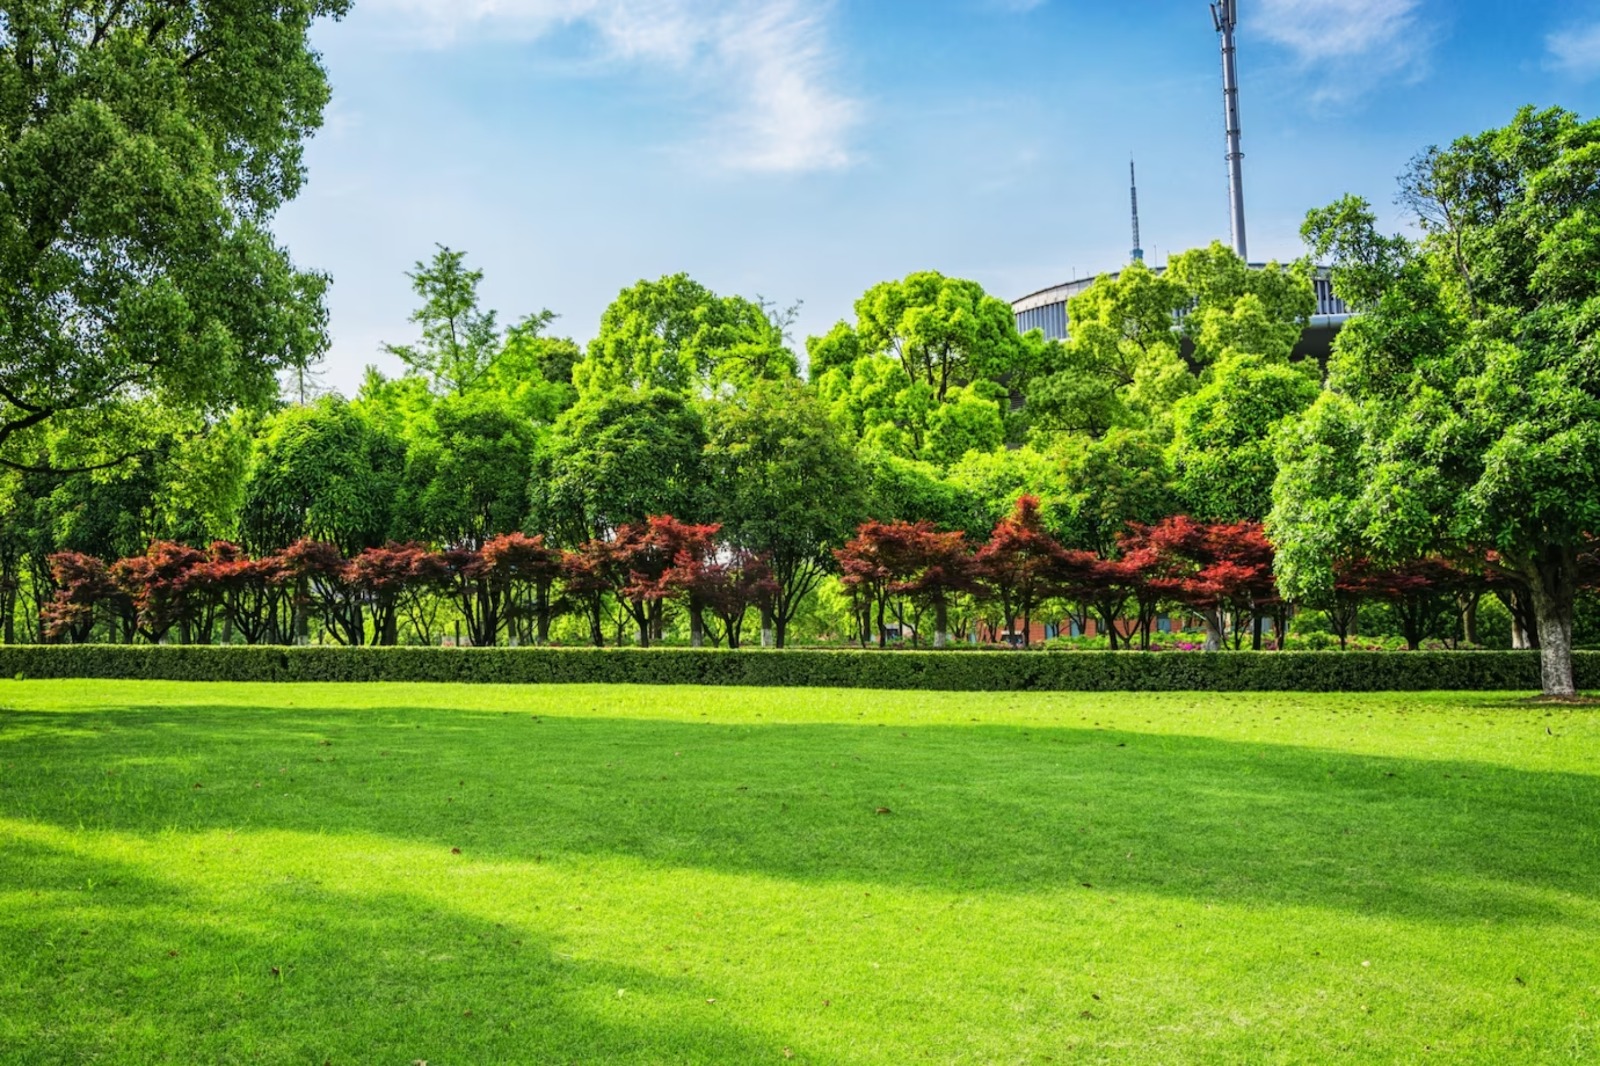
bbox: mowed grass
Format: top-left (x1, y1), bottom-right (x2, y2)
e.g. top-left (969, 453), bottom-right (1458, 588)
top-left (1, 683), bottom-right (1598, 1065)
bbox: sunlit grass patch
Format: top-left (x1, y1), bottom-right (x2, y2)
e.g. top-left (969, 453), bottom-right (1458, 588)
top-left (1, 682), bottom-right (1597, 1064)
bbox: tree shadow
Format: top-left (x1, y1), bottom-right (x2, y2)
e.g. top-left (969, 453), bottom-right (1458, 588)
top-left (3, 703), bottom-right (1598, 925)
top-left (0, 827), bottom-right (815, 1065)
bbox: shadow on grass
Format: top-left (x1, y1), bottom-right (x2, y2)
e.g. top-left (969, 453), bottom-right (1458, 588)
top-left (0, 828), bottom-right (811, 1065)
top-left (3, 703), bottom-right (1598, 924)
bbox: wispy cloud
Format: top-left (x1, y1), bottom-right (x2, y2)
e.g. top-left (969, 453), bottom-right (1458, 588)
top-left (1546, 22), bottom-right (1600, 80)
top-left (1251, 0), bottom-right (1433, 104)
top-left (359, 0), bottom-right (860, 173)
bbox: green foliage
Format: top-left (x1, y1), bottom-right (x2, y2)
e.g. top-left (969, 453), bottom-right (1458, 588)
top-left (923, 384), bottom-right (1006, 467)
top-left (1025, 260), bottom-right (1190, 437)
top-left (1170, 356), bottom-right (1320, 522)
top-left (0, 645), bottom-right (1585, 691)
top-left (393, 394), bottom-right (539, 548)
top-left (529, 389), bottom-right (708, 545)
top-left (575, 275), bottom-right (797, 397)
top-left (1267, 392), bottom-right (1370, 605)
top-left (0, 0), bottom-right (345, 470)
top-left (238, 397), bottom-right (403, 554)
top-left (1053, 430), bottom-right (1174, 555)
top-left (943, 447), bottom-right (1063, 537)
top-left (702, 380), bottom-right (866, 646)
top-left (1026, 247), bottom-right (1315, 440)
top-left (854, 272), bottom-right (1039, 400)
top-left (383, 247), bottom-right (514, 396)
top-left (1280, 106), bottom-right (1600, 694)
top-left (482, 328), bottom-right (580, 423)
top-left (860, 450), bottom-right (981, 536)
top-left (805, 320), bottom-right (862, 381)
top-left (1165, 243), bottom-right (1316, 365)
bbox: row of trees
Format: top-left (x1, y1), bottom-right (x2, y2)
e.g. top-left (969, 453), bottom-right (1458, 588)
top-left (51, 498), bottom-right (1581, 655)
top-left (43, 521), bottom-right (780, 652)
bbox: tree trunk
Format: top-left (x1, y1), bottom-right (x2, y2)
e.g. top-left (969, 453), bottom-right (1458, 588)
top-left (1460, 593), bottom-right (1480, 647)
top-left (536, 582), bottom-right (551, 645)
top-left (761, 606), bottom-right (775, 649)
top-left (293, 577), bottom-right (311, 646)
top-left (1203, 610), bottom-right (1223, 652)
top-left (1526, 554), bottom-right (1578, 699)
top-left (690, 604), bottom-right (705, 648)
top-left (934, 599), bottom-right (949, 650)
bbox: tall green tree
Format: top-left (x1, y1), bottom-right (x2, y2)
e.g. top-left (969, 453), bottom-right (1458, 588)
top-left (1166, 243), bottom-right (1316, 366)
top-left (805, 321), bottom-right (862, 381)
top-left (1170, 356), bottom-right (1320, 522)
top-left (1054, 430), bottom-right (1175, 557)
top-left (703, 380), bottom-right (866, 647)
top-left (854, 272), bottom-right (1037, 402)
top-left (575, 275), bottom-right (797, 397)
top-left (393, 393), bottom-right (538, 549)
top-left (239, 397), bottom-right (403, 555)
top-left (384, 246), bottom-right (559, 397)
top-left (529, 389), bottom-right (708, 546)
top-left (1024, 261), bottom-right (1190, 437)
top-left (0, 0), bottom-right (344, 471)
top-left (1278, 107), bottom-right (1600, 696)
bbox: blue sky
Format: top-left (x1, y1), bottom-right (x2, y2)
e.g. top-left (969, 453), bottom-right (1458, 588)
top-left (274, 0), bottom-right (1600, 391)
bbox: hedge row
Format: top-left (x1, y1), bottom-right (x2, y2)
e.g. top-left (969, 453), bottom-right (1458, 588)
top-left (0, 645), bottom-right (1589, 691)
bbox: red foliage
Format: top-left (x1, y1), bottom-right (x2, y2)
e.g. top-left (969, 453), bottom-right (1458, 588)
top-left (1129, 517), bottom-right (1278, 649)
top-left (481, 533), bottom-right (564, 644)
top-left (348, 544), bottom-right (448, 645)
top-left (1353, 557), bottom-right (1467, 650)
top-left (278, 539), bottom-right (364, 645)
top-left (199, 542), bottom-right (289, 645)
top-left (41, 553), bottom-right (121, 644)
top-left (974, 497), bottom-right (1066, 647)
top-left (109, 542), bottom-right (214, 644)
top-left (561, 538), bottom-right (620, 647)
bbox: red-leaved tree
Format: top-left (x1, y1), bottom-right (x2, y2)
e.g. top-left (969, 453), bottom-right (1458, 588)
top-left (110, 542), bottom-right (214, 644)
top-left (348, 544), bottom-right (447, 646)
top-left (975, 497), bottom-right (1066, 648)
top-left (1137, 518), bottom-right (1278, 651)
top-left (836, 522), bottom-right (929, 648)
top-left (42, 553), bottom-right (123, 644)
top-left (622, 517), bottom-right (721, 648)
top-left (200, 542), bottom-right (290, 645)
top-left (483, 533), bottom-right (565, 645)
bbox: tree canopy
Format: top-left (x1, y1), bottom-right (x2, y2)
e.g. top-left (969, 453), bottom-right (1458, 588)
top-left (1273, 106), bottom-right (1600, 695)
top-left (0, 0), bottom-right (346, 471)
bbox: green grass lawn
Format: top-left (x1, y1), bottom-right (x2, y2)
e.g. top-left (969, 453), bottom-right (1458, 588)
top-left (1, 682), bottom-right (1597, 1065)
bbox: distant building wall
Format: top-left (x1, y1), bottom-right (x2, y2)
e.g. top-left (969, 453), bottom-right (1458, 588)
top-left (1012, 265), bottom-right (1353, 362)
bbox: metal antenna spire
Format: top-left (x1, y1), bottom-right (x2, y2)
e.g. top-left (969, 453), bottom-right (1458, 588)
top-left (1210, 0), bottom-right (1248, 261)
top-left (1130, 158), bottom-right (1145, 263)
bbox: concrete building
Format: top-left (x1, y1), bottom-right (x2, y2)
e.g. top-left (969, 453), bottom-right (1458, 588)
top-left (1012, 266), bottom-right (1353, 363)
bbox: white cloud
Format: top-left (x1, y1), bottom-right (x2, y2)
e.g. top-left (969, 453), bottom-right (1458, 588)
top-left (359, 0), bottom-right (860, 173)
top-left (1547, 22), bottom-right (1600, 79)
top-left (1251, 0), bottom-right (1432, 103)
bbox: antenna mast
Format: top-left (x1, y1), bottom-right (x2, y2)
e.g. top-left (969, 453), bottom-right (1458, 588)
top-left (1210, 0), bottom-right (1248, 261)
top-left (1130, 158), bottom-right (1145, 263)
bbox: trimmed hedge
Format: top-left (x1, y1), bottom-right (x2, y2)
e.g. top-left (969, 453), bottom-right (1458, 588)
top-left (0, 645), bottom-right (1590, 691)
